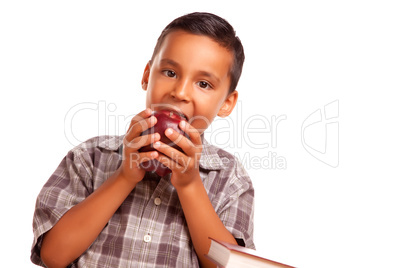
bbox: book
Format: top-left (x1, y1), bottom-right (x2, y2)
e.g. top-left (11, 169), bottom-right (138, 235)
top-left (205, 238), bottom-right (295, 268)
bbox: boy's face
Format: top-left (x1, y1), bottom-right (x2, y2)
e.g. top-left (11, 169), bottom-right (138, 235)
top-left (142, 30), bottom-right (238, 134)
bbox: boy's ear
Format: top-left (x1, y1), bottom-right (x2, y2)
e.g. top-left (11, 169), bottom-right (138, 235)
top-left (217, 90), bottom-right (238, 118)
top-left (141, 61), bottom-right (151, 90)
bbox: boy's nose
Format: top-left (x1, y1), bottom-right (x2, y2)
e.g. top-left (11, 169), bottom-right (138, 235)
top-left (170, 79), bottom-right (191, 102)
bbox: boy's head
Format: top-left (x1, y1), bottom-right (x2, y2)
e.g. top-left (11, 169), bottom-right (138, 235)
top-left (150, 12), bottom-right (245, 94)
top-left (142, 12), bottom-right (245, 133)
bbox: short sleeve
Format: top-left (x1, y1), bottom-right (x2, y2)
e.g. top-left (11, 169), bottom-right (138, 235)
top-left (214, 157), bottom-right (255, 249)
top-left (30, 148), bottom-right (94, 266)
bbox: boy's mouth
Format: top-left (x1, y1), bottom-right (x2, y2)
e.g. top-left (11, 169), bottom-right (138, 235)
top-left (151, 104), bottom-right (189, 121)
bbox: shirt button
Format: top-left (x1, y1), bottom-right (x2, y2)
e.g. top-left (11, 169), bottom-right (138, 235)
top-left (154, 197), bottom-right (161, 206)
top-left (144, 234), bottom-right (152, 243)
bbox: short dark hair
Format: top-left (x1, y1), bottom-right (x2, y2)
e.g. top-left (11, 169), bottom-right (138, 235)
top-left (150, 12), bottom-right (245, 94)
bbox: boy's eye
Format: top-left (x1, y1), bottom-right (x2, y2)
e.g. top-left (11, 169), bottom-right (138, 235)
top-left (163, 70), bottom-right (176, 78)
top-left (198, 81), bottom-right (212, 89)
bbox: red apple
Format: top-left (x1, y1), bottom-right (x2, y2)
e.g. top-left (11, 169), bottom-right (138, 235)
top-left (138, 109), bottom-right (188, 177)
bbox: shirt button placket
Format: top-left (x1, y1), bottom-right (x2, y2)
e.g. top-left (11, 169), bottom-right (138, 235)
top-left (143, 234), bottom-right (152, 243)
top-left (140, 198), bottom-right (160, 245)
top-left (154, 197), bottom-right (161, 206)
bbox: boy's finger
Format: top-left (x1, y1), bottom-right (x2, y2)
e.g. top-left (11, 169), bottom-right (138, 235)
top-left (152, 141), bottom-right (187, 167)
top-left (126, 108), bottom-right (153, 133)
top-left (124, 132), bottom-right (160, 151)
top-left (126, 151), bottom-right (159, 169)
top-left (179, 120), bottom-right (202, 146)
top-left (154, 154), bottom-right (185, 172)
top-left (167, 126), bottom-right (193, 146)
top-left (162, 128), bottom-right (195, 157)
top-left (125, 115), bottom-right (157, 142)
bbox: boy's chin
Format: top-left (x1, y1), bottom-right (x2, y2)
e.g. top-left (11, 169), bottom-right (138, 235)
top-left (189, 118), bottom-right (212, 133)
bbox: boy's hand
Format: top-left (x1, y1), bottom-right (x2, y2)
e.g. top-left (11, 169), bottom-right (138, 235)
top-left (117, 108), bottom-right (160, 185)
top-left (152, 120), bottom-right (203, 189)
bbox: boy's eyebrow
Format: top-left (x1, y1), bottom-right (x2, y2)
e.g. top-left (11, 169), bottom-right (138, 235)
top-left (160, 58), bottom-right (221, 84)
top-left (160, 58), bottom-right (180, 67)
top-left (197, 71), bottom-right (221, 84)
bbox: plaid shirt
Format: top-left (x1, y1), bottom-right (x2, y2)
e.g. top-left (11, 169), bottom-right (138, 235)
top-left (31, 135), bottom-right (254, 267)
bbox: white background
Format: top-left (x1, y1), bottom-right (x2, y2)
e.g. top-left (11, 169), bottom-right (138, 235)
top-left (1, 1), bottom-right (401, 267)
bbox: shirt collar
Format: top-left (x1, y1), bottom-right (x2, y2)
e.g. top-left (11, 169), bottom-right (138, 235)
top-left (97, 135), bottom-right (224, 171)
top-left (98, 135), bottom-right (124, 151)
top-left (198, 138), bottom-right (224, 170)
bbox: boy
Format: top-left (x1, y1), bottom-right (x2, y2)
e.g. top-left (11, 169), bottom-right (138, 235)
top-left (31, 12), bottom-right (254, 267)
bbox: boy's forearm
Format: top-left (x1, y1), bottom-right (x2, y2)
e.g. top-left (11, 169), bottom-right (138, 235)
top-left (40, 170), bottom-right (137, 268)
top-left (176, 176), bottom-right (237, 268)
